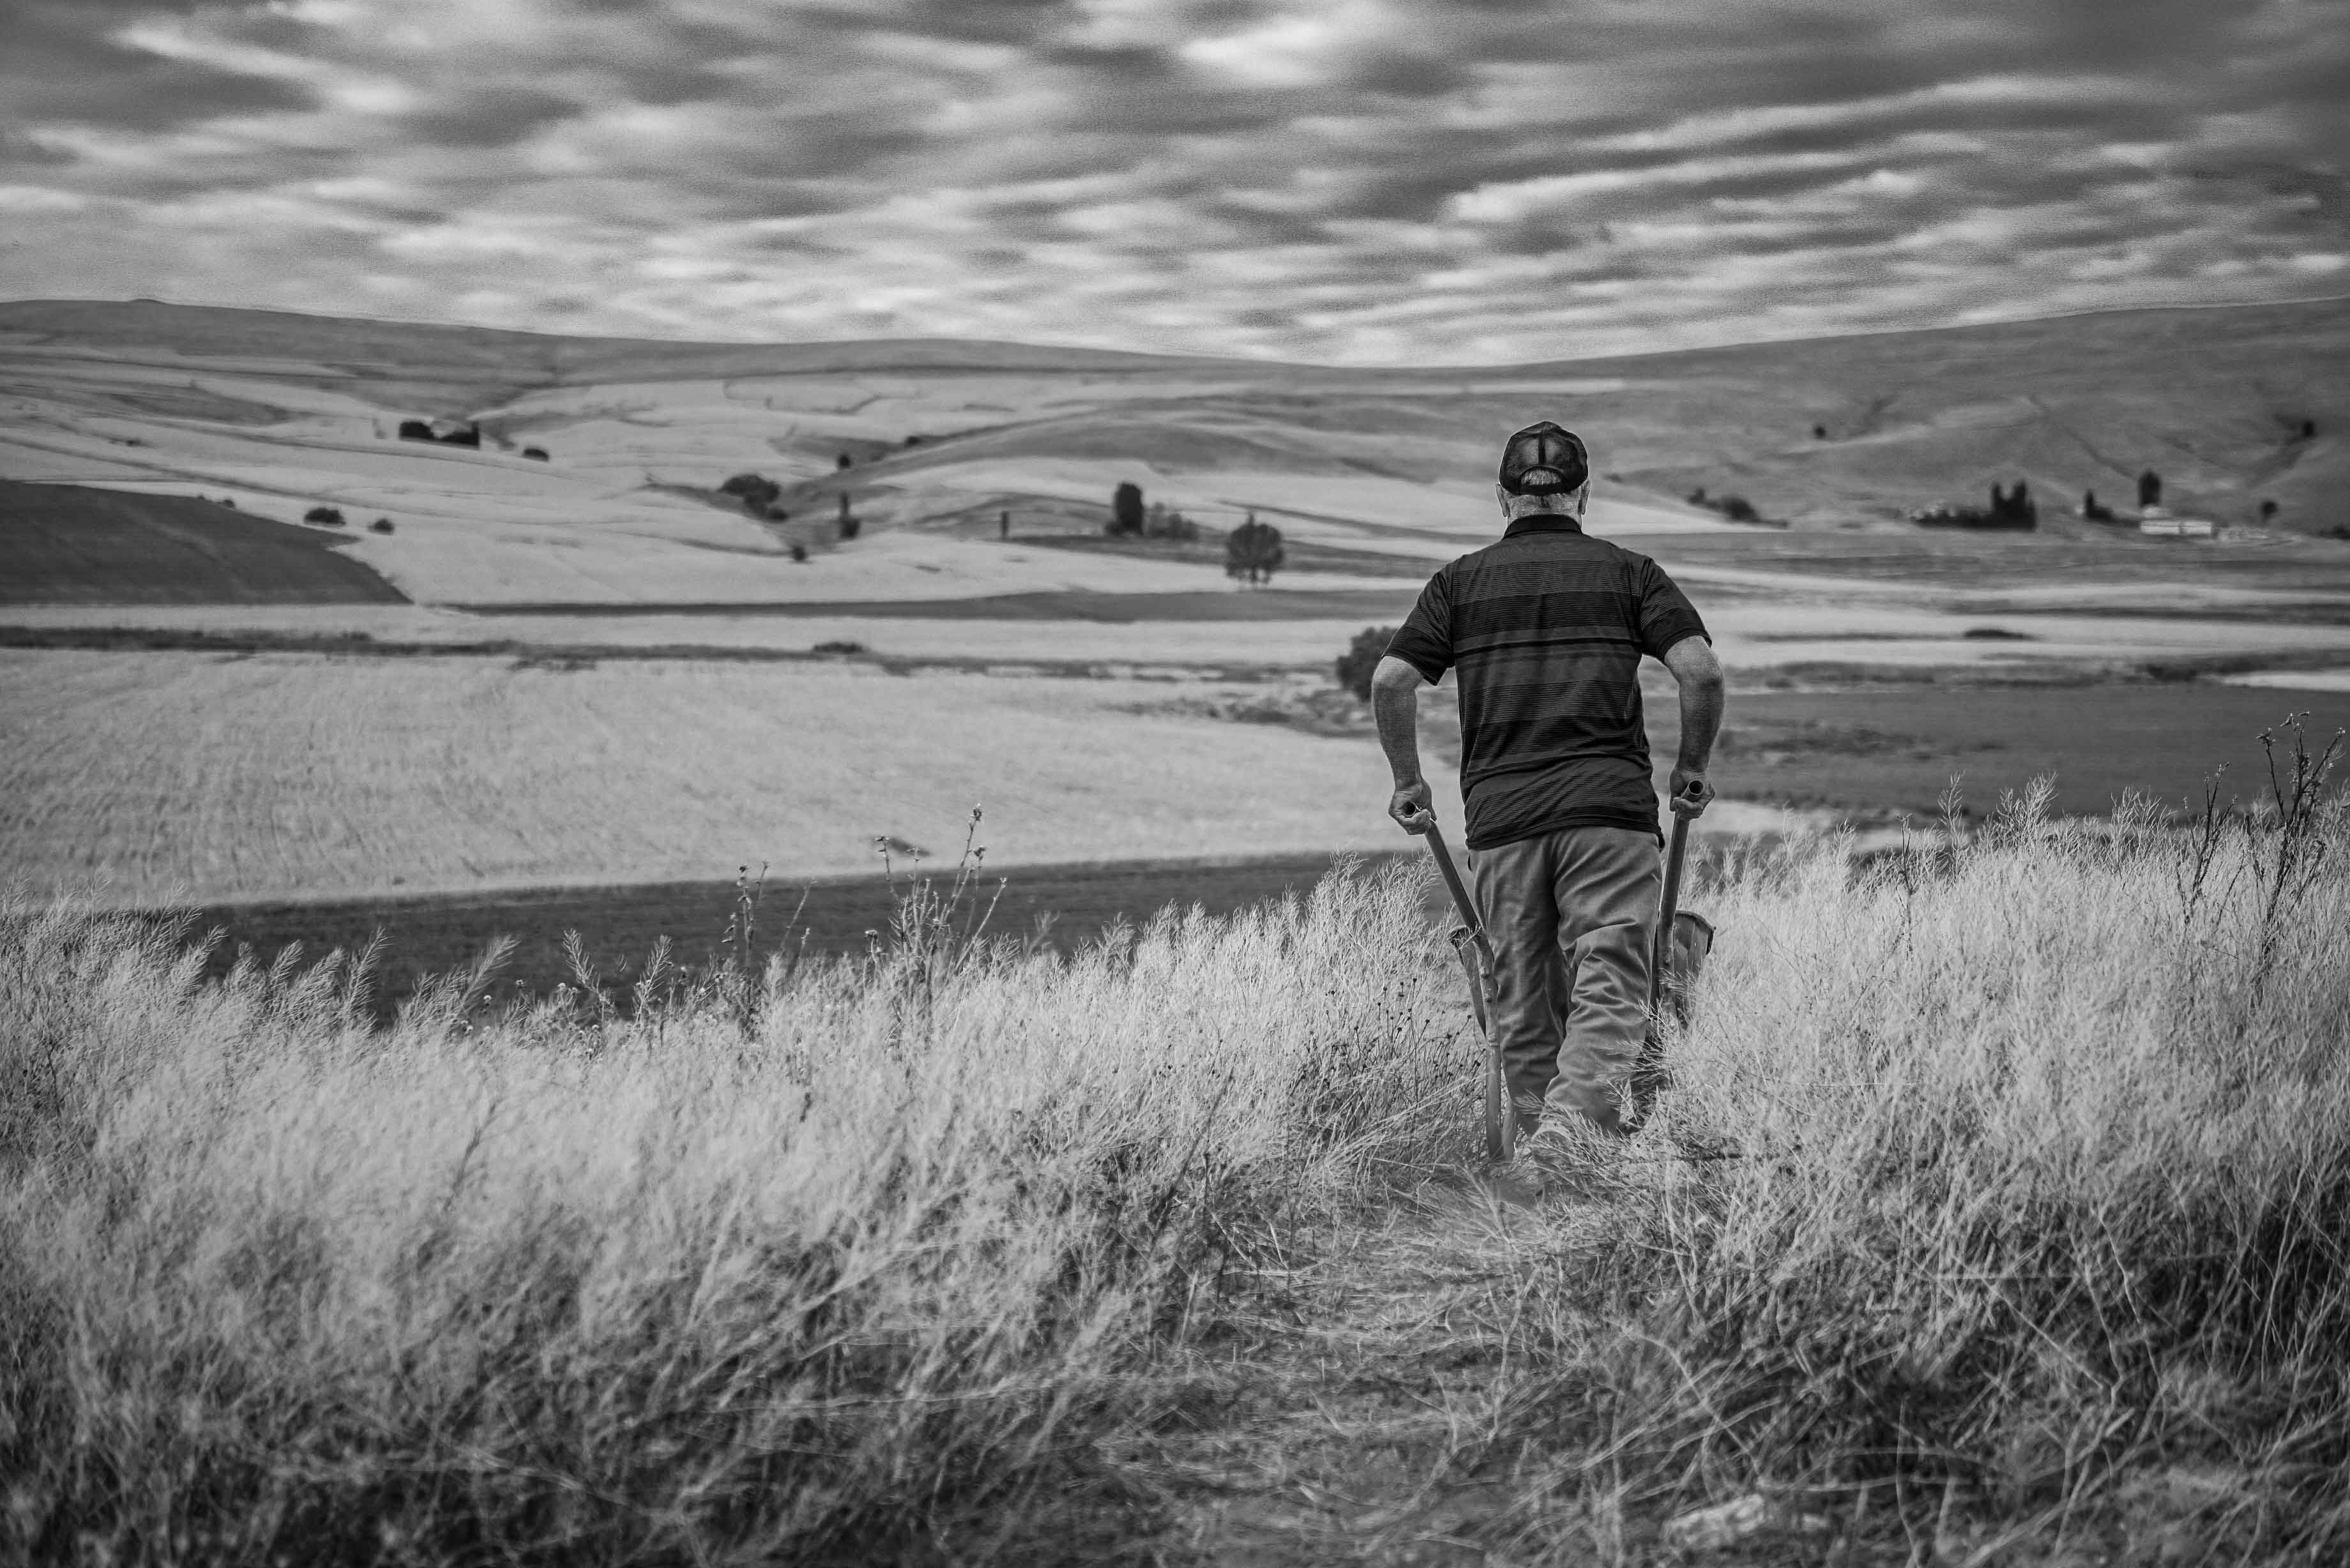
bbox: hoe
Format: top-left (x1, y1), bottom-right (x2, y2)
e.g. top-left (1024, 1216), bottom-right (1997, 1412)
top-left (1425, 801), bottom-right (1712, 1162)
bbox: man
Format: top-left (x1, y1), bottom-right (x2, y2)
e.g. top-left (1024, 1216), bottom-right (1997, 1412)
top-left (1371, 422), bottom-right (1724, 1182)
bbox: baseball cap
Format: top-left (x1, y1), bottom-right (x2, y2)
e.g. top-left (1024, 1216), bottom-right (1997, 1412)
top-left (1497, 422), bottom-right (1589, 495)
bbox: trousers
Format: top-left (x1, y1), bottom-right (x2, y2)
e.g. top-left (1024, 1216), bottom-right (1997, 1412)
top-left (1469, 824), bottom-right (1660, 1135)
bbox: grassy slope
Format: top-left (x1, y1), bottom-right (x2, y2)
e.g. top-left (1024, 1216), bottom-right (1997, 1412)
top-left (6, 781), bottom-right (2345, 1564)
top-left (0, 479), bottom-right (406, 605)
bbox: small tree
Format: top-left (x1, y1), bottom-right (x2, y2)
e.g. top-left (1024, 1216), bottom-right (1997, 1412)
top-left (2138, 469), bottom-right (2162, 509)
top-left (396, 419), bottom-right (434, 442)
top-left (1336, 625), bottom-right (1397, 700)
top-left (838, 493), bottom-right (860, 541)
top-left (1109, 481), bottom-right (1146, 537)
top-left (522, 447), bottom-right (549, 461)
top-left (369, 517), bottom-right (394, 534)
top-left (303, 506), bottom-right (345, 526)
top-left (1225, 513), bottom-right (1285, 586)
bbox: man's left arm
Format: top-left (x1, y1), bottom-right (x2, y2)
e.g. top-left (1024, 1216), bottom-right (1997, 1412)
top-left (1661, 635), bottom-right (1724, 815)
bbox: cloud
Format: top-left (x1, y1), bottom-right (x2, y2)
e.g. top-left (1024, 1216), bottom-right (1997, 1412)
top-left (0, 0), bottom-right (2344, 362)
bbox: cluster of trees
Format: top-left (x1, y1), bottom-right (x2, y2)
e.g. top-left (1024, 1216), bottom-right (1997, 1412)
top-left (1103, 482), bottom-right (1199, 541)
top-left (303, 506), bottom-right (345, 527)
top-left (396, 420), bottom-right (480, 448)
top-left (1911, 481), bottom-right (2038, 531)
top-left (1103, 482), bottom-right (1283, 582)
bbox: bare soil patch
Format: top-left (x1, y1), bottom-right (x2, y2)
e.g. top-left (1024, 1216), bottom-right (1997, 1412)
top-left (183, 851), bottom-right (1420, 1021)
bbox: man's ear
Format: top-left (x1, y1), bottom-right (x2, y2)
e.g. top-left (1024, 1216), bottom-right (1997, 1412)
top-left (1495, 483), bottom-right (1512, 515)
top-left (1575, 483), bottom-right (1591, 518)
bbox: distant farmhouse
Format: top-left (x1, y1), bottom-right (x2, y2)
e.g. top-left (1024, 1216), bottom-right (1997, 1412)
top-left (2138, 509), bottom-right (2216, 538)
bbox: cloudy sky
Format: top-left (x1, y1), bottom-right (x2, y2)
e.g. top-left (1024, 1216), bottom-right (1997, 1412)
top-left (2, 0), bottom-right (2346, 363)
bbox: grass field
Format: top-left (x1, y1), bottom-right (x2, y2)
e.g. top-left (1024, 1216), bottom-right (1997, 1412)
top-left (0, 650), bottom-right (1456, 906)
top-left (6, 768), bottom-right (2344, 1563)
top-left (0, 479), bottom-right (406, 605)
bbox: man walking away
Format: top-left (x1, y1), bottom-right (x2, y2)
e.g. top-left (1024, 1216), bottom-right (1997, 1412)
top-left (1371, 423), bottom-right (1724, 1188)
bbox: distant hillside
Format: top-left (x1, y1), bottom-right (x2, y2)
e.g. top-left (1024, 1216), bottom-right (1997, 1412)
top-left (0, 480), bottom-right (407, 605)
top-left (1, 295), bottom-right (2344, 607)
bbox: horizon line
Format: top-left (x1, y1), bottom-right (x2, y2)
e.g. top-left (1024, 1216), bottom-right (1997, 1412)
top-left (3, 288), bottom-right (2345, 374)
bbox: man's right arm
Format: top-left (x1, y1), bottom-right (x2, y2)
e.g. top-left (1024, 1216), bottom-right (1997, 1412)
top-left (1661, 636), bottom-right (1724, 815)
top-left (1371, 654), bottom-right (1436, 833)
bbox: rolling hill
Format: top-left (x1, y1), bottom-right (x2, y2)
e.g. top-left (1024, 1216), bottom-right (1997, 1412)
top-left (3, 295), bottom-right (2343, 608)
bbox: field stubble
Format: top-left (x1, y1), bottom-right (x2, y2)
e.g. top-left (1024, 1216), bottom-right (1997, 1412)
top-left (3, 734), bottom-right (2347, 1564)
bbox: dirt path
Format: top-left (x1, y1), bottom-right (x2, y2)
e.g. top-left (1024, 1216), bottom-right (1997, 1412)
top-left (1129, 1186), bottom-right (1592, 1565)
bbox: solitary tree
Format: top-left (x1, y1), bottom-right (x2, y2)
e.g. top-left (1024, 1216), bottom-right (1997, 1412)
top-left (2138, 469), bottom-right (2163, 509)
top-left (1109, 481), bottom-right (1146, 537)
top-left (1225, 513), bottom-right (1285, 586)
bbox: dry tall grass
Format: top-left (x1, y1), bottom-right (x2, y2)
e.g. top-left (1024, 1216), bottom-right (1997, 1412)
top-left (4, 741), bottom-right (2346, 1564)
top-left (2, 864), bottom-right (1466, 1563)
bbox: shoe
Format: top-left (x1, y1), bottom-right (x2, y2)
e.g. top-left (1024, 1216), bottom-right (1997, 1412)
top-left (1512, 1117), bottom-right (1629, 1203)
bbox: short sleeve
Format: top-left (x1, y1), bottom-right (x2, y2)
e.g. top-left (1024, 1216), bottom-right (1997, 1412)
top-left (1384, 569), bottom-right (1454, 684)
top-left (1633, 557), bottom-right (1708, 659)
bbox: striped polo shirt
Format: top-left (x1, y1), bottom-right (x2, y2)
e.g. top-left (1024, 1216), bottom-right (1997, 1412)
top-left (1386, 516), bottom-right (1708, 850)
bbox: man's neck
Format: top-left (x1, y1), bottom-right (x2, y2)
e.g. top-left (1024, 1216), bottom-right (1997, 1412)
top-left (1503, 511), bottom-right (1585, 537)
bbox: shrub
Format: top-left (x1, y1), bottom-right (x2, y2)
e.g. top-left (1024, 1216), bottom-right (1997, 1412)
top-left (1335, 625), bottom-right (1397, 700)
top-left (396, 419), bottom-right (434, 441)
top-left (1225, 513), bottom-right (1285, 585)
top-left (369, 518), bottom-right (394, 534)
top-left (2139, 469), bottom-right (2163, 508)
top-left (720, 473), bottom-right (782, 515)
top-left (1143, 502), bottom-right (1198, 542)
top-left (1686, 488), bottom-right (1770, 525)
top-left (789, 542), bottom-right (808, 562)
top-left (522, 447), bottom-right (549, 461)
top-left (812, 639), bottom-right (867, 655)
top-left (303, 506), bottom-right (345, 527)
